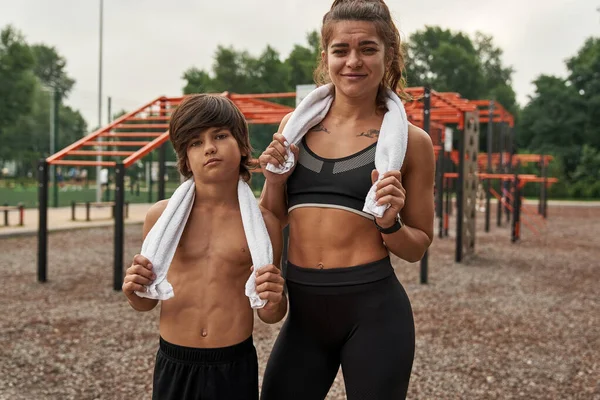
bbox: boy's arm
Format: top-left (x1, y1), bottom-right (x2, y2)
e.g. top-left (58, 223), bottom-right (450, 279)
top-left (123, 200), bottom-right (168, 312)
top-left (256, 207), bottom-right (287, 324)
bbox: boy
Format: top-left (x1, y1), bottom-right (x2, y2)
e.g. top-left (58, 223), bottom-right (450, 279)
top-left (122, 94), bottom-right (287, 400)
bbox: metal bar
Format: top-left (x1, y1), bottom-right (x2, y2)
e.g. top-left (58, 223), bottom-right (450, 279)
top-left (127, 116), bottom-right (171, 121)
top-left (485, 101), bottom-right (494, 233)
top-left (113, 124), bottom-right (169, 130)
top-left (50, 160), bottom-right (116, 167)
top-left (158, 144), bottom-right (166, 201)
top-left (97, 0), bottom-right (104, 203)
top-left (444, 176), bottom-right (450, 237)
top-left (47, 96), bottom-right (164, 163)
top-left (86, 141), bottom-right (152, 147)
top-left (123, 132), bottom-right (170, 168)
top-left (455, 120), bottom-right (465, 263)
top-left (53, 90), bottom-right (60, 208)
top-left (505, 126), bottom-right (513, 223)
top-left (37, 160), bottom-right (48, 283)
top-left (543, 161), bottom-right (549, 219)
top-left (114, 163), bottom-right (125, 291)
top-left (229, 92), bottom-right (297, 99)
top-left (497, 122), bottom-right (504, 227)
top-left (158, 99), bottom-right (167, 201)
top-left (69, 150), bottom-right (135, 157)
top-left (512, 162), bottom-right (521, 243)
top-left (101, 132), bottom-right (163, 138)
top-left (148, 152), bottom-right (153, 203)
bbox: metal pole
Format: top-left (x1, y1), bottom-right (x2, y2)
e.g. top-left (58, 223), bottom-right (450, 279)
top-left (38, 160), bottom-right (48, 282)
top-left (541, 155), bottom-right (548, 218)
top-left (48, 89), bottom-right (55, 207)
top-left (512, 162), bottom-right (521, 243)
top-left (114, 163), bottom-right (125, 291)
top-left (497, 122), bottom-right (504, 227)
top-left (53, 90), bottom-right (59, 208)
top-left (444, 178), bottom-right (452, 237)
top-left (437, 137), bottom-right (444, 239)
top-left (96, 0), bottom-right (104, 203)
top-left (456, 120), bottom-right (465, 263)
top-left (148, 152), bottom-right (153, 203)
top-left (538, 154), bottom-right (544, 215)
top-left (420, 86), bottom-right (431, 284)
top-left (485, 101), bottom-right (494, 232)
top-left (158, 144), bottom-right (166, 200)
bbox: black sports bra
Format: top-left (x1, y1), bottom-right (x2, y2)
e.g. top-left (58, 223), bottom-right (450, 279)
top-left (286, 137), bottom-right (377, 220)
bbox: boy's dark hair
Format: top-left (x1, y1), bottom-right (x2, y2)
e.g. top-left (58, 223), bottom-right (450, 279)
top-left (169, 94), bottom-right (255, 182)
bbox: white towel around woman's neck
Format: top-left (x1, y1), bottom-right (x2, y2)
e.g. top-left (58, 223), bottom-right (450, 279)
top-left (265, 83), bottom-right (409, 218)
top-left (135, 178), bottom-right (273, 309)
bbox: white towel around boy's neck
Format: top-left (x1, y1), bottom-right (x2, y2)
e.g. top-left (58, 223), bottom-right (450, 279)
top-left (135, 178), bottom-right (273, 309)
top-left (265, 83), bottom-right (409, 218)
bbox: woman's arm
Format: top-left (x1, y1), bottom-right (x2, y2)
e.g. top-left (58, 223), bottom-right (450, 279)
top-left (374, 125), bottom-right (435, 262)
top-left (258, 112), bottom-right (297, 229)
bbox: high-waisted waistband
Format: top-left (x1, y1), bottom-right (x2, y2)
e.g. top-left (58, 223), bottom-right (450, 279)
top-left (285, 256), bottom-right (394, 286)
top-left (158, 335), bottom-right (254, 364)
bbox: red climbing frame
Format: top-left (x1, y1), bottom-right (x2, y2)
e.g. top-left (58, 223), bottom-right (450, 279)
top-left (46, 93), bottom-right (296, 169)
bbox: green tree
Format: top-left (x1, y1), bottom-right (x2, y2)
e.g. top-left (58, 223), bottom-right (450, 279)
top-left (0, 25), bottom-right (87, 176)
top-left (519, 36), bottom-right (600, 190)
top-left (0, 25), bottom-right (36, 139)
top-left (566, 37), bottom-right (600, 149)
top-left (30, 44), bottom-right (75, 99)
top-left (518, 75), bottom-right (586, 181)
top-left (404, 27), bottom-right (517, 114)
top-left (285, 31), bottom-right (321, 86)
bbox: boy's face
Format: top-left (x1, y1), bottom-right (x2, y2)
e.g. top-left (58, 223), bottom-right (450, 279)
top-left (186, 127), bottom-right (244, 183)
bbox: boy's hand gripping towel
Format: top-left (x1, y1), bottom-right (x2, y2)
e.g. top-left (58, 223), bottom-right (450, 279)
top-left (135, 178), bottom-right (273, 309)
top-left (265, 83), bottom-right (409, 218)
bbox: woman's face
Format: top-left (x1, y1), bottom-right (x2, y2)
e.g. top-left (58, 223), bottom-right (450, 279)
top-left (323, 20), bottom-right (387, 100)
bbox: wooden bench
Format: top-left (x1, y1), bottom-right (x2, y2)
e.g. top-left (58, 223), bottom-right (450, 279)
top-left (71, 201), bottom-right (130, 221)
top-left (0, 203), bottom-right (25, 227)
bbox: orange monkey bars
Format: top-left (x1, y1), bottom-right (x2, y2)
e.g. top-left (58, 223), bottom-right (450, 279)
top-left (45, 93), bottom-right (296, 169)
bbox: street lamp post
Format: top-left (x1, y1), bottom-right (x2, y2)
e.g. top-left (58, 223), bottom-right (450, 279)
top-left (96, 0), bottom-right (104, 202)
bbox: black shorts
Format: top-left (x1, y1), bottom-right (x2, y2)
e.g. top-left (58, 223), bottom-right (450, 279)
top-left (152, 335), bottom-right (258, 400)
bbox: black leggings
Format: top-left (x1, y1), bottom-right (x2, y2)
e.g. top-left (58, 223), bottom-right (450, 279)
top-left (260, 256), bottom-right (415, 400)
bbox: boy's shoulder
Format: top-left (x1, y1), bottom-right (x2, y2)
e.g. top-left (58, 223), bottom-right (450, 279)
top-left (143, 199), bottom-right (170, 235)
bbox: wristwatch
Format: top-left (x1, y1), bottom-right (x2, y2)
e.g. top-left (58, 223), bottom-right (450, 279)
top-left (374, 214), bottom-right (403, 234)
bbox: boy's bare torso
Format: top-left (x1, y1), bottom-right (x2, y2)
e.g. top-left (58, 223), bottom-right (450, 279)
top-left (159, 202), bottom-right (255, 348)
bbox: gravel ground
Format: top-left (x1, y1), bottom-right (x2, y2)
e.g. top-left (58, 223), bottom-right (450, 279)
top-left (0, 204), bottom-right (598, 399)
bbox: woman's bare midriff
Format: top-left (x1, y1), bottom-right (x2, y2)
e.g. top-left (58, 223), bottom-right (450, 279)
top-left (287, 207), bottom-right (389, 269)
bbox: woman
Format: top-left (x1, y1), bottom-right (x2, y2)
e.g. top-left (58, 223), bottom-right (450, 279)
top-left (258, 0), bottom-right (435, 398)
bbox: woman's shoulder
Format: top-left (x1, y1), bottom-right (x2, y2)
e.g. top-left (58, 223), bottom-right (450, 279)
top-left (277, 112), bottom-right (294, 133)
top-left (403, 123), bottom-right (434, 172)
top-left (407, 123), bottom-right (432, 144)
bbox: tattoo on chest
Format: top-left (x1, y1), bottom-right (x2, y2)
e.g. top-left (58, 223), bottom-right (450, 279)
top-left (310, 123), bottom-right (380, 139)
top-left (309, 123), bottom-right (331, 134)
top-left (357, 129), bottom-right (380, 138)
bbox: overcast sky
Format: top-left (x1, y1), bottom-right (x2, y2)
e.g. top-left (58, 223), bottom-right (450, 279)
top-left (1, 0), bottom-right (598, 128)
